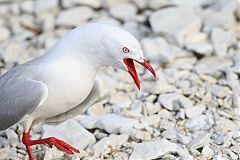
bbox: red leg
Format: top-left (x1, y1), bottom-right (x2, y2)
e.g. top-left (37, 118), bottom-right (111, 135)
top-left (22, 129), bottom-right (79, 160)
top-left (22, 129), bottom-right (35, 160)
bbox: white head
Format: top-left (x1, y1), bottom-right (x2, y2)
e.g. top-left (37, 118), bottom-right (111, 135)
top-left (67, 23), bottom-right (156, 89)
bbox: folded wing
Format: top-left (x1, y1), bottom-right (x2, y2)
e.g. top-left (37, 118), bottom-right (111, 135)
top-left (0, 78), bottom-right (48, 130)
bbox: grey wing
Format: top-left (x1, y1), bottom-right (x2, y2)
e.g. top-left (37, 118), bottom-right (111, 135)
top-left (0, 78), bottom-right (48, 131)
top-left (45, 78), bottom-right (108, 124)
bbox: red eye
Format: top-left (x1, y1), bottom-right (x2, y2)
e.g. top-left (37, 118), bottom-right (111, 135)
top-left (122, 47), bottom-right (129, 53)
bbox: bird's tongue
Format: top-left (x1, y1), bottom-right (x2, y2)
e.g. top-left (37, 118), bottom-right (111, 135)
top-left (123, 58), bottom-right (156, 90)
top-left (123, 58), bottom-right (140, 89)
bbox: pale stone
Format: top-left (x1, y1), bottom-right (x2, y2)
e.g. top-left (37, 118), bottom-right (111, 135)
top-left (79, 114), bottom-right (139, 133)
top-left (187, 134), bottom-right (211, 150)
top-left (150, 6), bottom-right (202, 46)
top-left (42, 119), bottom-right (96, 149)
top-left (20, 0), bottom-right (34, 13)
top-left (141, 37), bottom-right (176, 64)
top-left (194, 56), bottom-right (233, 74)
top-left (129, 138), bottom-right (181, 160)
top-left (185, 115), bottom-right (210, 131)
top-left (56, 7), bottom-right (94, 27)
top-left (109, 3), bottom-right (137, 21)
top-left (158, 93), bottom-right (193, 111)
top-left (34, 0), bottom-right (59, 13)
top-left (201, 145), bottom-right (214, 159)
top-left (0, 26), bottom-right (10, 41)
top-left (185, 104), bottom-right (206, 118)
top-left (216, 119), bottom-right (239, 133)
top-left (211, 27), bottom-right (237, 57)
top-left (93, 134), bottom-right (129, 156)
top-left (62, 0), bottom-right (102, 8)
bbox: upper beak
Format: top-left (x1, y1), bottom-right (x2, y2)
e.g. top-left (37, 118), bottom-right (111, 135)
top-left (123, 58), bottom-right (156, 90)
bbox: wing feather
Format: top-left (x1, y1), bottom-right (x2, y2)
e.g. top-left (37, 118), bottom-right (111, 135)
top-left (0, 78), bottom-right (48, 130)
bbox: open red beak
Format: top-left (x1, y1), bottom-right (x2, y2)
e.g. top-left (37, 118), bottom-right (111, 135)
top-left (123, 58), bottom-right (156, 90)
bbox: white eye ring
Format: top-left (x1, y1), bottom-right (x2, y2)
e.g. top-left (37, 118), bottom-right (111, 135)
top-left (122, 47), bottom-right (129, 53)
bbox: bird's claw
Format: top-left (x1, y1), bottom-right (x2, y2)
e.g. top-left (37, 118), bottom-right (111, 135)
top-left (47, 137), bottom-right (79, 154)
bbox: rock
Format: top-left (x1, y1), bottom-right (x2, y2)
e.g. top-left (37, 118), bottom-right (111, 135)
top-left (87, 101), bottom-right (107, 116)
top-left (194, 56), bottom-right (232, 74)
top-left (110, 92), bottom-right (130, 104)
top-left (208, 84), bottom-right (231, 98)
top-left (0, 147), bottom-right (10, 159)
top-left (34, 0), bottom-right (59, 13)
top-left (109, 3), bottom-right (137, 21)
top-left (149, 6), bottom-right (202, 46)
top-left (62, 0), bottom-right (102, 8)
top-left (213, 134), bottom-right (224, 145)
top-left (223, 149), bottom-right (238, 160)
top-left (146, 94), bottom-right (157, 103)
top-left (113, 151), bottom-right (129, 160)
top-left (170, 0), bottom-right (213, 8)
top-left (201, 145), bottom-right (214, 159)
top-left (231, 143), bottom-right (240, 154)
top-left (140, 114), bottom-right (161, 126)
top-left (129, 138), bottom-right (181, 160)
top-left (56, 6), bottom-right (94, 27)
top-left (0, 137), bottom-right (10, 148)
top-left (20, 0), bottom-right (34, 14)
top-left (184, 32), bottom-right (213, 55)
top-left (186, 42), bottom-right (213, 55)
top-left (42, 119), bottom-right (96, 149)
top-left (43, 147), bottom-right (64, 160)
top-left (79, 114), bottom-right (139, 133)
top-left (102, 0), bottom-right (130, 7)
top-left (133, 130), bottom-right (152, 141)
top-left (185, 104), bottom-right (206, 118)
top-left (147, 0), bottom-right (169, 10)
top-left (5, 129), bottom-right (18, 147)
top-left (0, 26), bottom-right (10, 41)
top-left (176, 133), bottom-right (192, 145)
top-left (225, 69), bottom-right (239, 88)
top-left (93, 134), bottom-right (129, 156)
top-left (158, 93), bottom-right (193, 111)
top-left (216, 119), bottom-right (239, 133)
top-left (213, 155), bottom-right (227, 160)
top-left (211, 27), bottom-right (237, 57)
top-left (144, 102), bottom-right (161, 115)
top-left (123, 21), bottom-right (150, 39)
top-left (169, 57), bottom-right (197, 70)
top-left (93, 15), bottom-right (121, 26)
top-left (152, 84), bottom-right (177, 95)
top-left (185, 115), bottom-right (210, 131)
top-left (162, 128), bottom-right (177, 140)
top-left (201, 0), bottom-right (238, 32)
top-left (184, 32), bottom-right (208, 44)
top-left (233, 130), bottom-right (240, 139)
top-left (141, 37), bottom-right (175, 64)
top-left (187, 133), bottom-right (211, 150)
top-left (233, 52), bottom-right (240, 73)
top-left (128, 100), bottom-right (143, 115)
top-left (180, 155), bottom-right (194, 160)
top-left (94, 130), bottom-right (108, 140)
top-left (131, 0), bottom-right (147, 9)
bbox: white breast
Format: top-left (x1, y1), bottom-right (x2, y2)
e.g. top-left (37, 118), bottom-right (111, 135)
top-left (29, 57), bottom-right (97, 120)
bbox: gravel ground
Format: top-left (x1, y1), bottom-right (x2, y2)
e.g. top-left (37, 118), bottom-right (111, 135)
top-left (0, 0), bottom-right (240, 159)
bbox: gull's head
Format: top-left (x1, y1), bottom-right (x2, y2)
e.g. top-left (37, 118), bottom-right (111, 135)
top-left (94, 23), bottom-right (156, 90)
top-left (72, 23), bottom-right (156, 89)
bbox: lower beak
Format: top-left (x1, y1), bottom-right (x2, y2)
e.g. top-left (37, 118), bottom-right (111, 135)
top-left (123, 58), bottom-right (156, 90)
